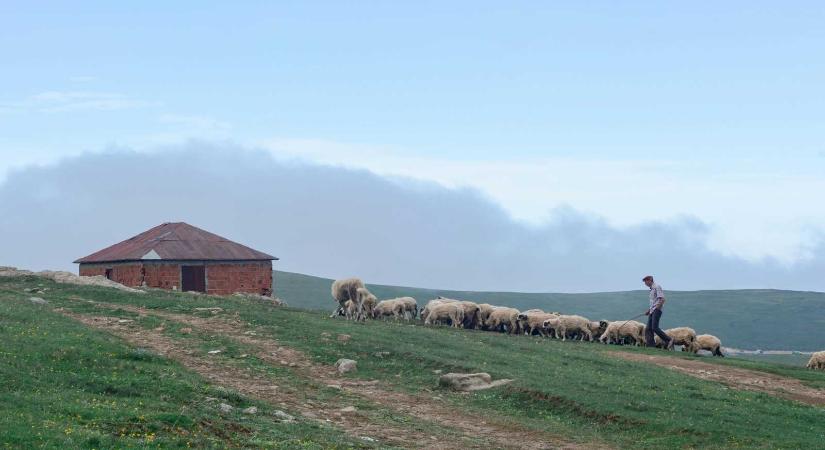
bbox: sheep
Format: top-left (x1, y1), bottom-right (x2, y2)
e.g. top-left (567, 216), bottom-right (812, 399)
top-left (542, 315), bottom-right (592, 341)
top-left (586, 320), bottom-right (610, 341)
top-left (397, 296), bottom-right (418, 320)
top-left (356, 287), bottom-right (377, 321)
top-left (654, 327), bottom-right (697, 350)
top-left (517, 310), bottom-right (559, 337)
top-left (330, 278), bottom-right (365, 318)
top-left (422, 297), bottom-right (480, 329)
top-left (424, 302), bottom-right (465, 328)
top-left (807, 351), bottom-right (825, 371)
top-left (477, 303), bottom-right (496, 329)
top-left (420, 298), bottom-right (448, 322)
top-left (484, 307), bottom-right (521, 334)
top-left (600, 320), bottom-right (646, 346)
top-left (688, 334), bottom-right (724, 357)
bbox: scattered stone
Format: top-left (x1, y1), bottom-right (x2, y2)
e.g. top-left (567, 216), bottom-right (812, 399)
top-left (335, 359), bottom-right (357, 374)
top-left (274, 410), bottom-right (297, 422)
top-left (288, 362), bottom-right (298, 368)
top-left (373, 351), bottom-right (390, 358)
top-left (180, 327), bottom-right (193, 334)
top-left (28, 297), bottom-right (48, 305)
top-left (204, 397), bottom-right (218, 402)
top-left (361, 437), bottom-right (377, 443)
top-left (0, 266), bottom-right (144, 293)
top-left (218, 403), bottom-right (234, 413)
top-left (337, 334), bottom-right (351, 343)
top-left (233, 292), bottom-right (285, 306)
top-left (438, 372), bottom-right (513, 392)
top-left (194, 307), bottom-right (223, 314)
top-left (433, 369), bottom-right (443, 374)
top-left (242, 406), bottom-right (258, 415)
top-left (238, 354), bottom-right (248, 358)
top-left (326, 384), bottom-right (342, 390)
top-left (117, 319), bottom-right (133, 324)
top-left (340, 406), bottom-right (357, 413)
top-left (321, 332), bottom-right (332, 338)
top-left (207, 350), bottom-right (222, 355)
top-left (153, 326), bottom-right (165, 332)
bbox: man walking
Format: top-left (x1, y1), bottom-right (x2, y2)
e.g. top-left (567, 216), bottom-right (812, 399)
top-left (643, 275), bottom-right (673, 349)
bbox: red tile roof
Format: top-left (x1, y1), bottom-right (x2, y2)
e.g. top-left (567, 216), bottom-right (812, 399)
top-left (74, 222), bottom-right (277, 263)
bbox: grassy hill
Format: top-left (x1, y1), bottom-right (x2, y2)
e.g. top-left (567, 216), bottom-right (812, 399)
top-left (275, 270), bottom-right (825, 352)
top-left (2, 274), bottom-right (825, 449)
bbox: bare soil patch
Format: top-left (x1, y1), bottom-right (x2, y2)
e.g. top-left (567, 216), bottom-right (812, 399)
top-left (612, 352), bottom-right (825, 407)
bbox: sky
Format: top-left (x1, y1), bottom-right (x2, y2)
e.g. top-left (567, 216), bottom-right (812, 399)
top-left (1, 2), bottom-right (824, 291)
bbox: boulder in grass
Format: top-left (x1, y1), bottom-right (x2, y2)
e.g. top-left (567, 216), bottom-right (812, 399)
top-left (438, 372), bottom-right (513, 391)
top-left (335, 358), bottom-right (357, 374)
top-left (28, 297), bottom-right (48, 305)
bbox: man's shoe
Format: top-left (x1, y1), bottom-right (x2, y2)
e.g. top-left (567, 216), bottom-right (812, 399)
top-left (666, 340), bottom-right (675, 350)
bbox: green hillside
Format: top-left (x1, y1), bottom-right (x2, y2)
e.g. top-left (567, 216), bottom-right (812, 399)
top-left (2, 274), bottom-right (825, 449)
top-left (275, 271), bottom-right (825, 352)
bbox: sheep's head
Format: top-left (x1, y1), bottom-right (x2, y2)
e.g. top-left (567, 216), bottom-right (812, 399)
top-left (598, 320), bottom-right (609, 332)
top-left (542, 318), bottom-right (560, 329)
top-left (517, 313), bottom-right (528, 321)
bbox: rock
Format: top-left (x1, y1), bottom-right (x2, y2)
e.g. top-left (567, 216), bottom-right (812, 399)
top-left (117, 319), bottom-right (133, 324)
top-left (433, 369), bottom-right (442, 374)
top-left (274, 410), bottom-right (296, 422)
top-left (373, 351), bottom-right (390, 358)
top-left (337, 334), bottom-right (351, 343)
top-left (438, 372), bottom-right (513, 392)
top-left (242, 406), bottom-right (258, 415)
top-left (326, 384), bottom-right (342, 390)
top-left (321, 332), bottom-right (332, 338)
top-left (340, 406), bottom-right (357, 413)
top-left (219, 403), bottom-right (234, 413)
top-left (28, 297), bottom-right (48, 305)
top-left (180, 327), bottom-right (193, 334)
top-left (335, 358), bottom-right (357, 374)
top-left (361, 437), bottom-right (377, 443)
top-left (207, 350), bottom-right (222, 355)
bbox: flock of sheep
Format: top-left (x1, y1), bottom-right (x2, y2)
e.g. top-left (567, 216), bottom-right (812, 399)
top-left (330, 277), bottom-right (727, 357)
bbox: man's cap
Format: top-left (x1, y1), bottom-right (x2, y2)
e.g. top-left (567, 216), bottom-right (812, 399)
top-left (642, 275), bottom-right (654, 282)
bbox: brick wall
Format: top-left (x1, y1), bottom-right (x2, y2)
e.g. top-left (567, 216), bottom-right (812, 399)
top-left (143, 263), bottom-right (182, 290)
top-left (79, 263), bottom-right (143, 287)
top-left (80, 261), bottom-right (273, 296)
top-left (206, 262), bottom-right (272, 296)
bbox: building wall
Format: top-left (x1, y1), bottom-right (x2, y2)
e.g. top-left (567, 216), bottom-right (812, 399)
top-left (79, 263), bottom-right (144, 287)
top-left (79, 260), bottom-right (273, 296)
top-left (206, 262), bottom-right (272, 296)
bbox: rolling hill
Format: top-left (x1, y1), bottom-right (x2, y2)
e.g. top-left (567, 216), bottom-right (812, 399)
top-left (274, 270), bottom-right (825, 352)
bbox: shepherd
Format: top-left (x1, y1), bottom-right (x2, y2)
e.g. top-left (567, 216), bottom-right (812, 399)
top-left (643, 275), bottom-right (674, 349)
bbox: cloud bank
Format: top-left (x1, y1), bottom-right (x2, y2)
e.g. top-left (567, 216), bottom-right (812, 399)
top-left (1, 143), bottom-right (823, 292)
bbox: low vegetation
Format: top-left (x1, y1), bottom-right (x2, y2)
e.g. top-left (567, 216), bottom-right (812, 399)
top-left (2, 275), bottom-right (825, 448)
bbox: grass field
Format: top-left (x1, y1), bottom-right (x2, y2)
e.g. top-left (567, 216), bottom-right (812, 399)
top-left (275, 271), bottom-right (825, 352)
top-left (3, 274), bottom-right (825, 449)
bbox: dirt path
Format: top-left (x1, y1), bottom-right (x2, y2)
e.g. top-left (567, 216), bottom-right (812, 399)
top-left (61, 301), bottom-right (596, 450)
top-left (613, 352), bottom-right (825, 407)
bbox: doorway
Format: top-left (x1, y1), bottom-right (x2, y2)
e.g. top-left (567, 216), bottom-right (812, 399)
top-left (181, 265), bottom-right (206, 293)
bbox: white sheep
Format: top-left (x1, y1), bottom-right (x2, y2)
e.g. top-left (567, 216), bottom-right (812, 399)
top-left (422, 297), bottom-right (480, 329)
top-left (355, 287), bottom-right (377, 321)
top-left (654, 327), bottom-right (697, 349)
top-left (542, 315), bottom-right (592, 341)
top-left (807, 351), bottom-right (825, 371)
top-left (485, 307), bottom-right (521, 334)
top-left (688, 334), bottom-right (724, 357)
top-left (330, 278), bottom-right (365, 317)
top-left (477, 303), bottom-right (496, 329)
top-left (373, 297), bottom-right (418, 321)
top-left (600, 320), bottom-right (646, 346)
top-left (424, 302), bottom-right (465, 328)
top-left (517, 311), bottom-right (559, 337)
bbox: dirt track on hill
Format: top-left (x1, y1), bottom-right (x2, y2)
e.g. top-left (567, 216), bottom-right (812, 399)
top-left (60, 301), bottom-right (597, 450)
top-left (612, 352), bottom-right (825, 407)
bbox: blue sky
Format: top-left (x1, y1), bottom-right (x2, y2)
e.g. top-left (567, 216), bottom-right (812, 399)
top-left (2, 2), bottom-right (824, 268)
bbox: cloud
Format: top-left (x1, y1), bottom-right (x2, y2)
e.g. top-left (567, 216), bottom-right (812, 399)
top-left (0, 143), bottom-right (823, 292)
top-left (1, 91), bottom-right (155, 113)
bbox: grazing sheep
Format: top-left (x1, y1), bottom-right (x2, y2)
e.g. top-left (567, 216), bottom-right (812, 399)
top-left (398, 297), bottom-right (418, 320)
top-left (807, 351), bottom-right (825, 371)
top-left (517, 311), bottom-right (559, 337)
top-left (586, 320), bottom-right (610, 341)
top-left (600, 320), bottom-right (646, 346)
top-left (356, 288), bottom-right (377, 321)
top-left (485, 307), bottom-right (521, 334)
top-left (424, 302), bottom-right (465, 328)
top-left (330, 278), bottom-right (365, 318)
top-left (688, 334), bottom-right (724, 357)
top-left (420, 298), bottom-right (448, 322)
top-left (654, 327), bottom-right (697, 349)
top-left (373, 298), bottom-right (404, 320)
top-left (422, 297), bottom-right (480, 329)
top-left (342, 299), bottom-right (358, 320)
top-left (542, 315), bottom-right (592, 341)
top-left (477, 303), bottom-right (496, 329)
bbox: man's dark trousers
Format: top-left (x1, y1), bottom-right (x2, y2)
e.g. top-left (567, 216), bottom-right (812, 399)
top-left (645, 309), bottom-right (671, 347)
